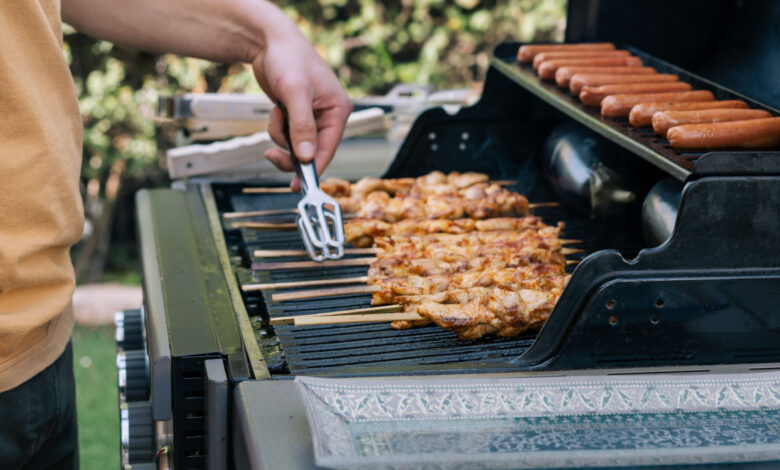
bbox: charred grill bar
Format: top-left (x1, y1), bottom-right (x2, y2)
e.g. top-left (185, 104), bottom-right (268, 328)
top-left (119, 1), bottom-right (780, 468)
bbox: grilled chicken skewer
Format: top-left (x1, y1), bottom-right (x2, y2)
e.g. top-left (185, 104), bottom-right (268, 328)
top-left (253, 225), bottom-right (579, 272)
top-left (242, 171), bottom-right (494, 197)
top-left (346, 216), bottom-right (551, 247)
top-left (320, 171), bottom-right (491, 198)
top-left (370, 267), bottom-right (569, 305)
top-left (398, 286), bottom-right (563, 339)
top-left (284, 274), bottom-right (569, 330)
top-left (375, 224), bottom-right (563, 252)
top-left (335, 183), bottom-right (529, 221)
top-left (271, 262), bottom-right (569, 303)
top-left (369, 247), bottom-right (569, 278)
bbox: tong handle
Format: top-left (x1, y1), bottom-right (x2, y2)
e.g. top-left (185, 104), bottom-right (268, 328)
top-left (278, 102), bottom-right (319, 194)
top-left (294, 159), bottom-right (319, 194)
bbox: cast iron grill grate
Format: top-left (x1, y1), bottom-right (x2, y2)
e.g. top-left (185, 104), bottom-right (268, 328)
top-left (227, 192), bottom-right (585, 375)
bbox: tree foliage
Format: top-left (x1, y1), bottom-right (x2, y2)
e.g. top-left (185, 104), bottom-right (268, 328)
top-left (64, 0), bottom-right (565, 282)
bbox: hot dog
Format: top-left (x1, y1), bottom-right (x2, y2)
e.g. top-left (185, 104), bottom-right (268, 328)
top-left (667, 117), bottom-right (780, 149)
top-left (517, 43), bottom-right (615, 63)
top-left (652, 109), bottom-right (772, 137)
top-left (555, 66), bottom-right (657, 87)
top-left (532, 50), bottom-right (632, 69)
top-left (569, 73), bottom-right (679, 95)
top-left (537, 57), bottom-right (642, 79)
top-left (629, 100), bottom-right (749, 127)
top-left (579, 82), bottom-right (693, 107)
top-left (601, 90), bottom-right (714, 117)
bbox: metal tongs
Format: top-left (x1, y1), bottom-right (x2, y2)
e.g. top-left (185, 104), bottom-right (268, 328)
top-left (278, 103), bottom-right (345, 261)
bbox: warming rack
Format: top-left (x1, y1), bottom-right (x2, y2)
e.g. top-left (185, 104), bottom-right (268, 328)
top-left (491, 44), bottom-right (780, 181)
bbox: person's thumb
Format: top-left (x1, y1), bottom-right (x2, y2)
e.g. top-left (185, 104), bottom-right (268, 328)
top-left (284, 94), bottom-right (317, 163)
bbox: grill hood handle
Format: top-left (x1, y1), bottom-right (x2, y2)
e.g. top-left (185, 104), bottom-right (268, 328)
top-left (542, 123), bottom-right (636, 219)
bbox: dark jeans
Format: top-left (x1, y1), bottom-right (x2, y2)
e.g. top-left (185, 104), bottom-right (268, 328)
top-left (0, 342), bottom-right (78, 470)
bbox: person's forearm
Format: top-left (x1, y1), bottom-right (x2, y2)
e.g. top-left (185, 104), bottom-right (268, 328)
top-left (62, 0), bottom-right (285, 64)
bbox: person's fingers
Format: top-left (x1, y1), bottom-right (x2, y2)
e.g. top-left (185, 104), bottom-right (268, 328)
top-left (312, 103), bottom-right (352, 173)
top-left (267, 106), bottom-right (287, 149)
top-left (312, 123), bottom-right (343, 174)
top-left (283, 90), bottom-right (318, 163)
top-left (264, 148), bottom-right (302, 191)
top-left (264, 147), bottom-right (295, 172)
top-left (290, 175), bottom-right (302, 193)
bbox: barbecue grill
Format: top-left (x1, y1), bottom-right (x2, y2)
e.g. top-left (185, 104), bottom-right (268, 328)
top-left (116, 1), bottom-right (780, 468)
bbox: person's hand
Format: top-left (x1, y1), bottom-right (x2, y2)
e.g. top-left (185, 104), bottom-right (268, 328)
top-left (250, 9), bottom-right (352, 191)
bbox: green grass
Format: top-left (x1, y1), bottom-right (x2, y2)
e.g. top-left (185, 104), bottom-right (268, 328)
top-left (72, 324), bottom-right (120, 469)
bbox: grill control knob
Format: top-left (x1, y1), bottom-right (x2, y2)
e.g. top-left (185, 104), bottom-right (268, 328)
top-left (117, 350), bottom-right (149, 402)
top-left (115, 309), bottom-right (145, 351)
top-left (120, 401), bottom-right (155, 465)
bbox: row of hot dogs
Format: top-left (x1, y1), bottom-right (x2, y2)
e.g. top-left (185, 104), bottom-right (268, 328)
top-left (517, 42), bottom-right (780, 150)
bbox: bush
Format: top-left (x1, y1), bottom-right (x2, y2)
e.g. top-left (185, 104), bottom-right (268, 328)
top-left (64, 0), bottom-right (566, 282)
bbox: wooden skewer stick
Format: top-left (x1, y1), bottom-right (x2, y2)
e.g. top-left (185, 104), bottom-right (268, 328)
top-left (224, 208), bottom-right (299, 219)
top-left (224, 207), bottom-right (352, 219)
top-left (269, 304), bottom-right (402, 325)
top-left (252, 256), bottom-right (376, 271)
top-left (232, 221), bottom-right (297, 230)
top-left (253, 249), bottom-right (583, 271)
top-left (254, 248), bottom-right (379, 258)
top-left (566, 259), bottom-right (580, 265)
top-left (243, 276), bottom-right (368, 291)
top-left (529, 202), bottom-right (560, 209)
top-left (295, 312), bottom-right (424, 326)
top-left (242, 187), bottom-right (295, 194)
top-left (273, 285), bottom-right (380, 302)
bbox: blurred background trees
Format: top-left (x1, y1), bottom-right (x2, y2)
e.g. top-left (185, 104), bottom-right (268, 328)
top-left (64, 0), bottom-right (566, 284)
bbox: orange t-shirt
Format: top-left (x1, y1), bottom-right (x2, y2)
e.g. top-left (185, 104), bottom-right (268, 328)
top-left (0, 0), bottom-right (83, 392)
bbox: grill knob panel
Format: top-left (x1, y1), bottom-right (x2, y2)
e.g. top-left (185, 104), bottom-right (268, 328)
top-left (120, 401), bottom-right (155, 465)
top-left (117, 350), bottom-right (150, 402)
top-left (115, 309), bottom-right (145, 351)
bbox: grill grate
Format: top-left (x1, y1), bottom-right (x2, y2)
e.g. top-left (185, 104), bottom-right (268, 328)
top-left (228, 192), bottom-right (570, 375)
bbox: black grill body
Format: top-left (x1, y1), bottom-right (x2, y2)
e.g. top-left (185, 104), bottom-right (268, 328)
top-left (222, 31), bottom-right (780, 376)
